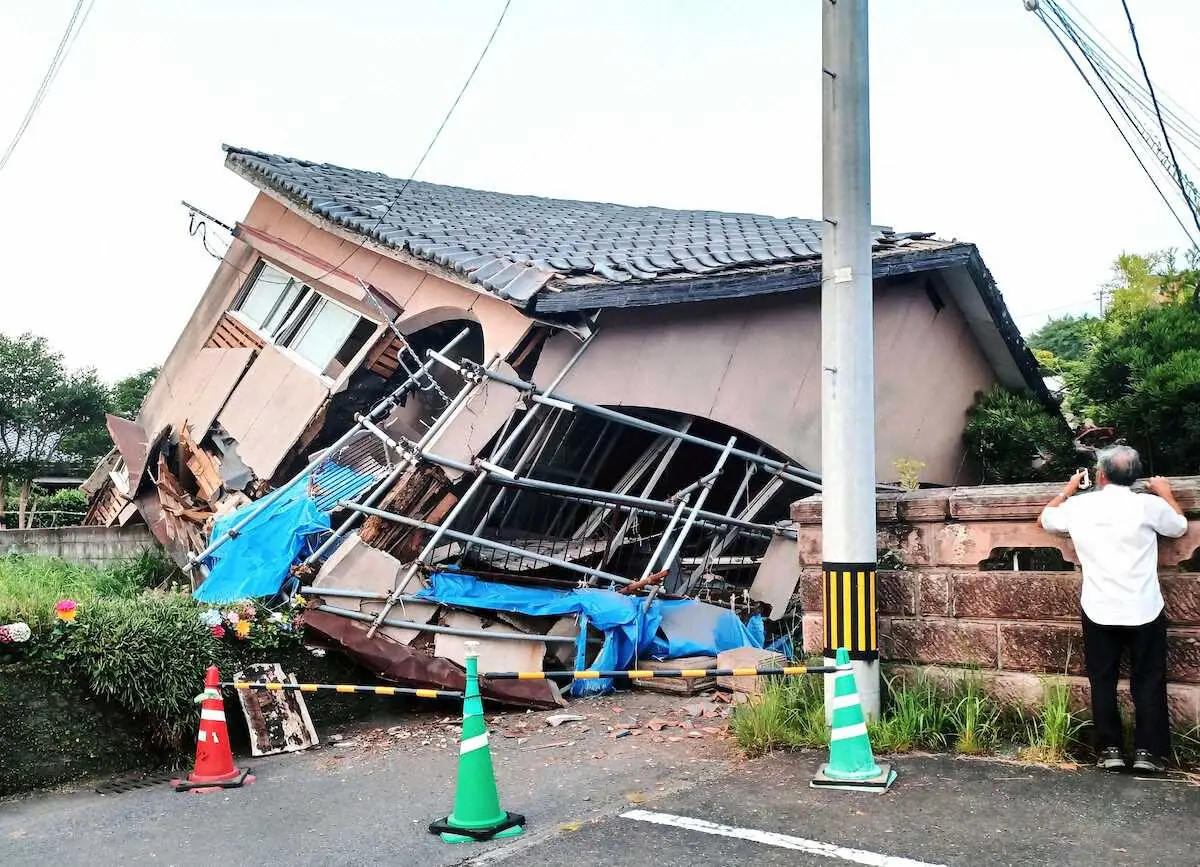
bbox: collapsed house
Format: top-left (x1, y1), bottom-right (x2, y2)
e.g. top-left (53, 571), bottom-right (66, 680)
top-left (82, 146), bottom-right (1051, 705)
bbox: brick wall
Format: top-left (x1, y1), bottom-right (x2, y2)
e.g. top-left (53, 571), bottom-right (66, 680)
top-left (0, 525), bottom-right (159, 568)
top-left (793, 478), bottom-right (1200, 726)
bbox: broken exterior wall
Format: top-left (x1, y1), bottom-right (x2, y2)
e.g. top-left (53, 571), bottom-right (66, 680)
top-left (792, 479), bottom-right (1200, 726)
top-left (136, 191), bottom-right (533, 453)
top-left (533, 275), bottom-right (997, 486)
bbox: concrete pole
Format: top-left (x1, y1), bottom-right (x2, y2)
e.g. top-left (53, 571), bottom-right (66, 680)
top-left (821, 0), bottom-right (880, 720)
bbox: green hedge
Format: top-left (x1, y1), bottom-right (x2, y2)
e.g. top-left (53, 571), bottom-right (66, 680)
top-left (0, 555), bottom-right (384, 795)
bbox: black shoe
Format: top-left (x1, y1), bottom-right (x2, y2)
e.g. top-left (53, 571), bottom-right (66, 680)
top-left (1096, 747), bottom-right (1126, 771)
top-left (1131, 750), bottom-right (1166, 773)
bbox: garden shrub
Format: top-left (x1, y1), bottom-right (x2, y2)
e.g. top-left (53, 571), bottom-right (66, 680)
top-left (63, 592), bottom-right (240, 749)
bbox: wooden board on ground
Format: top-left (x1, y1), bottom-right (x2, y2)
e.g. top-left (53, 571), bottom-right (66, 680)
top-left (632, 655), bottom-right (717, 695)
top-left (233, 662), bottom-right (320, 757)
top-left (715, 648), bottom-right (787, 696)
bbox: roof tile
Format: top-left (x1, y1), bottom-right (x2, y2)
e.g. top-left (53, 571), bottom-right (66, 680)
top-left (224, 146), bottom-right (910, 306)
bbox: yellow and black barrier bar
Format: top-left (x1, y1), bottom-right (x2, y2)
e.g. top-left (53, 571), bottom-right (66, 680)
top-left (483, 664), bottom-right (851, 681)
top-left (222, 681), bottom-right (463, 700)
top-left (823, 561), bottom-right (879, 661)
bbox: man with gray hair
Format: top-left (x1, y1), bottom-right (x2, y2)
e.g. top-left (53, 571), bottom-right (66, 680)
top-left (1040, 445), bottom-right (1187, 772)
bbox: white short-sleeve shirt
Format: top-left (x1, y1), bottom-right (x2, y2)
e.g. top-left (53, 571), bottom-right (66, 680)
top-left (1041, 484), bottom-right (1188, 626)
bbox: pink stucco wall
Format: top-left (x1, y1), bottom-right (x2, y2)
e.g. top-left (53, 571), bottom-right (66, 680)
top-left (139, 192), bottom-right (533, 441)
top-left (534, 276), bottom-right (997, 485)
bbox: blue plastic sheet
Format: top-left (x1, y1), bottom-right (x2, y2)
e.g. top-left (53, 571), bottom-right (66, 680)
top-left (416, 572), bottom-right (763, 696)
top-left (193, 474), bottom-right (331, 605)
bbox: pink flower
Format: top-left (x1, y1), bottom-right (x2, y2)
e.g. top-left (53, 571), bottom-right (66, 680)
top-left (55, 599), bottom-right (78, 622)
top-left (223, 610), bottom-right (240, 625)
top-left (210, 624), bottom-right (226, 639)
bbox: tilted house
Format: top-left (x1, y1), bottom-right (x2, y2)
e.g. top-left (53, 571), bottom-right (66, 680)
top-left (82, 146), bottom-right (1053, 698)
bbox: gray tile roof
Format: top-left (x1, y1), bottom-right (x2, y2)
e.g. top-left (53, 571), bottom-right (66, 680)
top-left (224, 146), bottom-right (934, 305)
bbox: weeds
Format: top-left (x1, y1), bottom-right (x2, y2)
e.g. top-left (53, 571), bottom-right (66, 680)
top-left (1171, 725), bottom-right (1200, 770)
top-left (732, 669), bottom-right (1117, 768)
top-left (731, 675), bottom-right (828, 756)
top-left (869, 674), bottom-right (955, 753)
top-left (1017, 680), bottom-right (1086, 764)
top-left (950, 676), bottom-right (1001, 755)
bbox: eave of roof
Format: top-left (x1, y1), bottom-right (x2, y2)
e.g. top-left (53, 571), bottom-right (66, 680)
top-left (222, 145), bottom-right (933, 307)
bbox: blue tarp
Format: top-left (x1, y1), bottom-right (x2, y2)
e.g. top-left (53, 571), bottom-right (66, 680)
top-left (416, 572), bottom-right (763, 696)
top-left (193, 474), bottom-right (331, 605)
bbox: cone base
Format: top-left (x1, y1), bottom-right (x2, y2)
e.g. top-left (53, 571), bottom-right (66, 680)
top-left (172, 768), bottom-right (254, 793)
top-left (811, 764), bottom-right (895, 793)
top-left (430, 811), bottom-right (525, 844)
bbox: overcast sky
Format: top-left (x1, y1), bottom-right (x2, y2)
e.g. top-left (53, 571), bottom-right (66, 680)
top-left (1, 0), bottom-right (1198, 381)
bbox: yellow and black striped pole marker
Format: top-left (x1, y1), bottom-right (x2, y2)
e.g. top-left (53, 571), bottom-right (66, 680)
top-left (222, 681), bottom-right (462, 700)
top-left (484, 664), bottom-right (850, 681)
top-left (822, 562), bottom-right (878, 662)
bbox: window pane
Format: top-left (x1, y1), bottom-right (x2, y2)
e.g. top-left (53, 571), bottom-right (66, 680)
top-left (237, 263), bottom-right (292, 327)
top-left (288, 300), bottom-right (360, 371)
top-left (262, 280), bottom-right (303, 336)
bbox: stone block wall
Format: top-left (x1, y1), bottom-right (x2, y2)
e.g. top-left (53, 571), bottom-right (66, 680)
top-left (0, 525), bottom-right (159, 568)
top-left (793, 478), bottom-right (1200, 726)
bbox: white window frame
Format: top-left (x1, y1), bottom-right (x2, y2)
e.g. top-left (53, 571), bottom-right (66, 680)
top-left (229, 259), bottom-right (380, 383)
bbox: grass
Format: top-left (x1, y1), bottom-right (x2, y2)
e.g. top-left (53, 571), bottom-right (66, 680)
top-left (1016, 680), bottom-right (1087, 764)
top-left (0, 550), bottom-right (178, 633)
top-left (727, 668), bottom-right (1196, 769)
top-left (950, 675), bottom-right (1001, 755)
top-left (868, 674), bottom-right (955, 753)
top-left (731, 675), bottom-right (828, 757)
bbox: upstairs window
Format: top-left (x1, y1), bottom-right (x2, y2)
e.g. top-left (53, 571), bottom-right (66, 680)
top-left (233, 260), bottom-right (376, 377)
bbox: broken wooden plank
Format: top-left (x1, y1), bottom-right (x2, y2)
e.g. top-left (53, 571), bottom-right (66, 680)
top-left (233, 662), bottom-right (319, 757)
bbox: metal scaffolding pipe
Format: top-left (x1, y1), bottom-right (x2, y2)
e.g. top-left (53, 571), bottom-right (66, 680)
top-left (364, 333), bottom-right (598, 636)
top-left (641, 496), bottom-right (689, 579)
top-left (315, 604), bottom-right (577, 644)
top-left (415, 464), bottom-right (775, 541)
top-left (448, 359), bottom-right (824, 491)
top-left (468, 334), bottom-right (598, 537)
top-left (342, 502), bottom-right (633, 586)
top-left (445, 460), bottom-right (791, 539)
top-left (657, 436), bottom-right (737, 582)
top-left (304, 364), bottom-right (485, 566)
top-left (189, 327), bottom-right (471, 567)
top-left (301, 586), bottom-right (410, 602)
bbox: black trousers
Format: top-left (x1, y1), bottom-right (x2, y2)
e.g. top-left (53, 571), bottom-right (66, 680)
top-left (1081, 610), bottom-right (1171, 758)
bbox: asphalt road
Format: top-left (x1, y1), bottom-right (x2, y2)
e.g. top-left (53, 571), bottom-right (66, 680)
top-left (2, 693), bottom-right (1197, 867)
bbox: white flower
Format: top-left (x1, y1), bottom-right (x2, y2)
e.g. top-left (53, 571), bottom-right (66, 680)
top-left (198, 609), bottom-right (222, 627)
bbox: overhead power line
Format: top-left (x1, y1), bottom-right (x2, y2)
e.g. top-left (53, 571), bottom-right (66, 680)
top-left (308, 0), bottom-right (513, 287)
top-left (1028, 0), bottom-right (1200, 249)
top-left (1118, 0), bottom-right (1200, 241)
top-left (0, 0), bottom-right (95, 176)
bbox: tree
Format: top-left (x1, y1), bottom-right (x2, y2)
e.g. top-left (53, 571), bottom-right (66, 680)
top-left (0, 333), bottom-right (110, 528)
top-left (1070, 302), bottom-right (1200, 476)
top-left (1027, 314), bottom-right (1099, 363)
top-left (110, 367), bottom-right (158, 419)
top-left (963, 387), bottom-right (1076, 484)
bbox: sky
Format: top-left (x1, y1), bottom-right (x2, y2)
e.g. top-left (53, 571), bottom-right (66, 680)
top-left (0, 0), bottom-right (1198, 381)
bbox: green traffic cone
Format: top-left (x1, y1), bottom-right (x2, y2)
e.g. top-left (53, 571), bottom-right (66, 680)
top-left (811, 648), bottom-right (896, 792)
top-left (429, 641), bottom-right (525, 844)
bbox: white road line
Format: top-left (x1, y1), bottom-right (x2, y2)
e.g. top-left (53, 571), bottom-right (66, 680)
top-left (620, 809), bottom-right (947, 867)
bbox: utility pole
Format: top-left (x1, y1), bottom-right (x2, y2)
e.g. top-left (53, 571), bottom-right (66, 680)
top-left (821, 0), bottom-right (880, 720)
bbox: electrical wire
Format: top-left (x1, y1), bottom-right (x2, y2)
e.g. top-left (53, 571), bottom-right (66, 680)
top-left (0, 0), bottom-right (92, 175)
top-left (1042, 3), bottom-right (1200, 210)
top-left (1033, 3), bottom-right (1199, 247)
top-left (306, 0), bottom-right (512, 287)
top-left (1118, 0), bottom-right (1200, 240)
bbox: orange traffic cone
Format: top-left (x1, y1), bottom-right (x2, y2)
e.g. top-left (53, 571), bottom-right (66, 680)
top-left (172, 665), bottom-right (254, 793)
